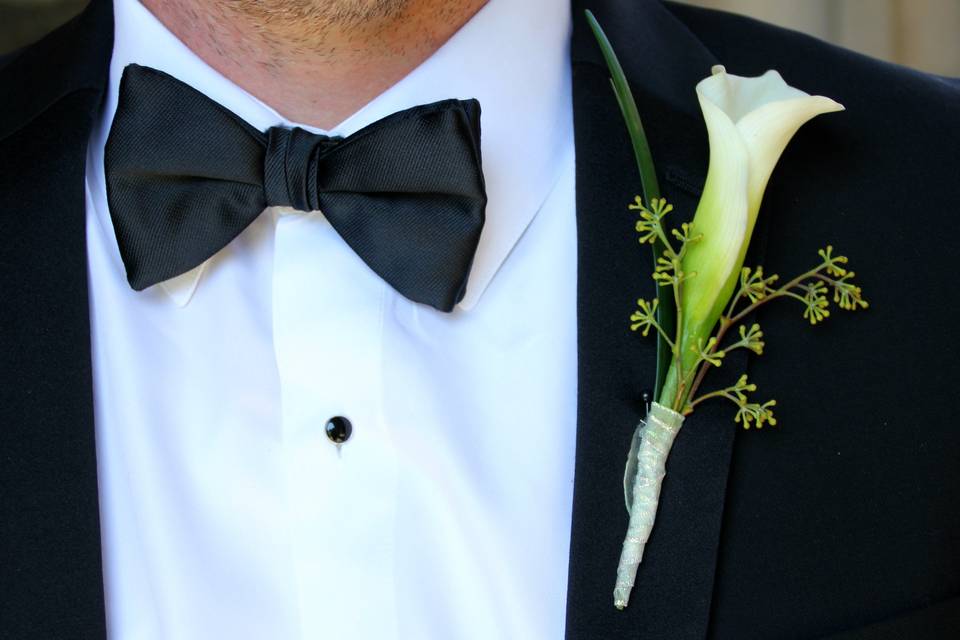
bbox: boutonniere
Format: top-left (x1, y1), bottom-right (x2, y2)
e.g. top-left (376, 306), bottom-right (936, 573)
top-left (585, 12), bottom-right (869, 610)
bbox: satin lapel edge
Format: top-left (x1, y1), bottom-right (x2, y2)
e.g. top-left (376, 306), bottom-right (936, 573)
top-left (564, 1), bottom-right (749, 639)
top-left (0, 0), bottom-right (113, 636)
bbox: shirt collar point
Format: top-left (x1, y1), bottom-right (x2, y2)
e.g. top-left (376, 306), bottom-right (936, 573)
top-left (158, 262), bottom-right (207, 308)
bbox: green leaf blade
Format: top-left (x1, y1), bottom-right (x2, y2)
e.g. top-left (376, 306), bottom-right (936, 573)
top-left (585, 9), bottom-right (674, 400)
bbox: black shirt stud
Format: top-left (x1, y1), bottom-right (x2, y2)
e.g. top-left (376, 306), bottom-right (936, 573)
top-left (325, 416), bottom-right (353, 453)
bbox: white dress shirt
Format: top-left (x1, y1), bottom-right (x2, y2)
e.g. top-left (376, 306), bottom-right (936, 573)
top-left (86, 0), bottom-right (578, 638)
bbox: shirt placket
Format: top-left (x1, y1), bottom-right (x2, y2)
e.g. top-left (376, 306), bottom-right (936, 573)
top-left (271, 208), bottom-right (399, 639)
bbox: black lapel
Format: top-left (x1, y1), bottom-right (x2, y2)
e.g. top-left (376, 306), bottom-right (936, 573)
top-left (564, 1), bottom-right (748, 638)
top-left (0, 1), bottom-right (113, 637)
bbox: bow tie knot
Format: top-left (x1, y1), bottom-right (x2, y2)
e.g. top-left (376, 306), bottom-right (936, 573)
top-left (263, 126), bottom-right (340, 212)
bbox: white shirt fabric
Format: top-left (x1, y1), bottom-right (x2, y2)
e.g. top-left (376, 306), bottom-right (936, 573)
top-left (86, 0), bottom-right (578, 638)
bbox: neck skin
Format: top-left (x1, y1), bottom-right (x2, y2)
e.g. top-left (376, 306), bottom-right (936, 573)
top-left (140, 0), bottom-right (488, 130)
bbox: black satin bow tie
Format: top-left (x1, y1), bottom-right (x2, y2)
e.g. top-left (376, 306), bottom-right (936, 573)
top-left (104, 64), bottom-right (487, 312)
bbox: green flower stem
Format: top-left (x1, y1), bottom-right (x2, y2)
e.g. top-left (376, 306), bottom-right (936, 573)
top-left (726, 267), bottom-right (822, 327)
top-left (659, 365), bottom-right (682, 413)
top-left (687, 388), bottom-right (741, 411)
top-left (783, 290), bottom-right (814, 304)
top-left (650, 322), bottom-right (676, 350)
top-left (671, 264), bottom-right (686, 408)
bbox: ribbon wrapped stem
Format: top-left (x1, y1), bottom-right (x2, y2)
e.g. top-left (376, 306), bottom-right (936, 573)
top-left (614, 401), bottom-right (685, 609)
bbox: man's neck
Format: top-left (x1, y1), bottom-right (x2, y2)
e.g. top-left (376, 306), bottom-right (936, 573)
top-left (141, 0), bottom-right (488, 130)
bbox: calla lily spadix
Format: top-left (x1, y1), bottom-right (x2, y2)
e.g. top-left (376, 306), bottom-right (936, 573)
top-left (613, 65), bottom-right (845, 610)
top-left (659, 65), bottom-right (845, 407)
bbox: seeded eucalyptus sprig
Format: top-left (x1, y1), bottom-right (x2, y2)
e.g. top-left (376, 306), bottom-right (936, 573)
top-left (629, 193), bottom-right (868, 423)
top-left (684, 246), bottom-right (867, 418)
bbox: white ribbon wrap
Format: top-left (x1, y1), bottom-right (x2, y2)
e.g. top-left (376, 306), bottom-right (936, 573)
top-left (614, 401), bottom-right (685, 609)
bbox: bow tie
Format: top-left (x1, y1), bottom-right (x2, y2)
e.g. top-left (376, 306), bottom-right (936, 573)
top-left (104, 64), bottom-right (487, 312)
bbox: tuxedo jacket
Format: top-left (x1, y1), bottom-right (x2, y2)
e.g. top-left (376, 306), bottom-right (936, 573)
top-left (1, 0), bottom-right (958, 638)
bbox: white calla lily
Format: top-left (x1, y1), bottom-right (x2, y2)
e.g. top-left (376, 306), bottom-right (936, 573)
top-left (662, 65), bottom-right (844, 404)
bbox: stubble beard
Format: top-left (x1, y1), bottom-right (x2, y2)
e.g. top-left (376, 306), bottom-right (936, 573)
top-left (142, 0), bottom-right (487, 127)
top-left (222, 0), bottom-right (411, 30)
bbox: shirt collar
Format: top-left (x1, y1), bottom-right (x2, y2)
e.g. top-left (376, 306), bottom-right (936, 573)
top-left (95, 0), bottom-right (573, 310)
